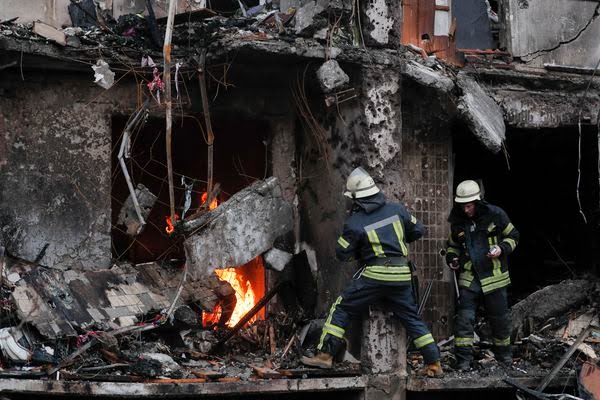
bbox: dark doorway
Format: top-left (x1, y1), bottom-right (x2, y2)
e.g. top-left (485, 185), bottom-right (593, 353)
top-left (452, 124), bottom-right (600, 301)
top-left (111, 116), bottom-right (268, 264)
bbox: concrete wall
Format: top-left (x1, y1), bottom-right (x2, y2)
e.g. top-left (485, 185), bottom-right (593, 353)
top-left (362, 0), bottom-right (401, 48)
top-left (0, 0), bottom-right (199, 28)
top-left (0, 71), bottom-right (135, 269)
top-left (502, 0), bottom-right (600, 68)
top-left (1, 0), bottom-right (71, 29)
top-left (299, 60), bottom-right (453, 340)
top-left (0, 56), bottom-right (299, 273)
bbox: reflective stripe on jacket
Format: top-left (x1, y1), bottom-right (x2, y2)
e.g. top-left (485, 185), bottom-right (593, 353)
top-left (335, 192), bottom-right (425, 283)
top-left (446, 202), bottom-right (519, 294)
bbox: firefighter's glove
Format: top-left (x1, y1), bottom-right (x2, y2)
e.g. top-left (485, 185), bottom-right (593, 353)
top-left (486, 245), bottom-right (502, 259)
top-left (445, 254), bottom-right (460, 270)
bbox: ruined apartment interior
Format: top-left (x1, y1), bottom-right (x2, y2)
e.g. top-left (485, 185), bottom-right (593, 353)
top-left (0, 0), bottom-right (599, 399)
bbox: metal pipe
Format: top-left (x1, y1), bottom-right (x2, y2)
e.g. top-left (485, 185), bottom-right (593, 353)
top-left (163, 0), bottom-right (177, 225)
top-left (117, 108), bottom-right (148, 233)
top-left (198, 49), bottom-right (215, 197)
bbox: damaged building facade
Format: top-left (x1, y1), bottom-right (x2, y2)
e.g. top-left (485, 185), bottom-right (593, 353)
top-left (0, 0), bottom-right (599, 399)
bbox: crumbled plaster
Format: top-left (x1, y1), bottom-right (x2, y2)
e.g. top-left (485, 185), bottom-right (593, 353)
top-left (365, 0), bottom-right (394, 45)
top-left (364, 75), bottom-right (400, 171)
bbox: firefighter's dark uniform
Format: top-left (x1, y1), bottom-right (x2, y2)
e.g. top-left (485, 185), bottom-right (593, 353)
top-left (318, 192), bottom-right (440, 364)
top-left (446, 201), bottom-right (519, 365)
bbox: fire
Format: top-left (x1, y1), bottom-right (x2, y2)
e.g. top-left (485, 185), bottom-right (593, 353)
top-left (164, 213), bottom-right (180, 234)
top-left (201, 303), bottom-right (222, 327)
top-left (202, 257), bottom-right (265, 328)
top-left (201, 192), bottom-right (218, 210)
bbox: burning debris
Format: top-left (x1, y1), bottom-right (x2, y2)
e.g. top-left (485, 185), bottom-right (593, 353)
top-left (0, 247), bottom-right (337, 383)
top-left (0, 176), bottom-right (333, 385)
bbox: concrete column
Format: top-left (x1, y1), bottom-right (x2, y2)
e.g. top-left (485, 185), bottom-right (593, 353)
top-left (361, 306), bottom-right (407, 400)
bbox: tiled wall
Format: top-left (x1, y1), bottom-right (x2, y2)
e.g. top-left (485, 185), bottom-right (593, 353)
top-left (401, 108), bottom-right (455, 339)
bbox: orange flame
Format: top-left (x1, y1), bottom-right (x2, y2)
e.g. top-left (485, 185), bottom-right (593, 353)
top-left (164, 213), bottom-right (180, 234)
top-left (214, 268), bottom-right (256, 327)
top-left (202, 257), bottom-right (265, 328)
top-left (201, 192), bottom-right (218, 210)
top-left (201, 303), bottom-right (222, 327)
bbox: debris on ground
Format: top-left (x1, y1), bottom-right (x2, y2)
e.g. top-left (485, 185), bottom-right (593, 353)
top-left (408, 280), bottom-right (600, 385)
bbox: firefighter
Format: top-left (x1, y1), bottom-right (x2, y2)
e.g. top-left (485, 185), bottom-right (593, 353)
top-left (301, 167), bottom-right (442, 377)
top-left (445, 180), bottom-right (519, 370)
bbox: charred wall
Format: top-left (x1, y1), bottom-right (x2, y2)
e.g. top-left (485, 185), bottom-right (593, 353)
top-left (0, 70), bottom-right (136, 270)
top-left (298, 63), bottom-right (404, 314)
top-left (298, 59), bottom-right (454, 342)
top-left (0, 56), bottom-right (299, 272)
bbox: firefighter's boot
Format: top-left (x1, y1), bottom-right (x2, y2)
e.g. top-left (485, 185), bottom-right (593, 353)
top-left (416, 360), bottom-right (444, 377)
top-left (301, 352), bottom-right (333, 369)
top-left (453, 353), bottom-right (473, 371)
top-left (454, 359), bottom-right (472, 371)
top-left (495, 349), bottom-right (513, 366)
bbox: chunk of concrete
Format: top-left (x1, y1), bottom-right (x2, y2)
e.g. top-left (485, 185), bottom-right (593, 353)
top-left (510, 279), bottom-right (594, 337)
top-left (293, 0), bottom-right (351, 36)
top-left (264, 248), bottom-right (293, 272)
top-left (117, 183), bottom-right (157, 236)
top-left (32, 21), bottom-right (66, 46)
top-left (456, 73), bottom-right (506, 153)
top-left (141, 353), bottom-right (180, 372)
top-left (92, 59), bottom-right (115, 90)
top-left (10, 263), bottom-right (172, 339)
top-left (403, 61), bottom-right (455, 93)
top-left (183, 177), bottom-right (293, 277)
top-left (294, 1), bottom-right (326, 36)
top-left (316, 60), bottom-right (350, 93)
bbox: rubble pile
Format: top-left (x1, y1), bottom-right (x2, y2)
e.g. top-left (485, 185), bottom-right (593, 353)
top-left (0, 0), bottom-right (359, 68)
top-left (0, 174), bottom-right (354, 383)
top-left (0, 253), bottom-right (357, 383)
top-left (408, 279), bottom-right (600, 380)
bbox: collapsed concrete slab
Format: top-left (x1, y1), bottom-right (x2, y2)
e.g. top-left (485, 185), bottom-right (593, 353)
top-left (293, 0), bottom-right (351, 36)
top-left (510, 279), bottom-right (595, 337)
top-left (7, 257), bottom-right (242, 339)
top-left (183, 177), bottom-right (293, 277)
top-left (402, 61), bottom-right (455, 93)
top-left (456, 73), bottom-right (506, 153)
top-left (9, 263), bottom-right (172, 338)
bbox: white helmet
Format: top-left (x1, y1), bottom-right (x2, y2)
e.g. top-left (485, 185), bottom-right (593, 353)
top-left (344, 167), bottom-right (380, 199)
top-left (455, 180), bottom-right (481, 203)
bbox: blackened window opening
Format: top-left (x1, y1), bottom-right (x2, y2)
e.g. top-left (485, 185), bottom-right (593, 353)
top-left (111, 116), bottom-right (268, 264)
top-left (452, 124), bottom-right (600, 302)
